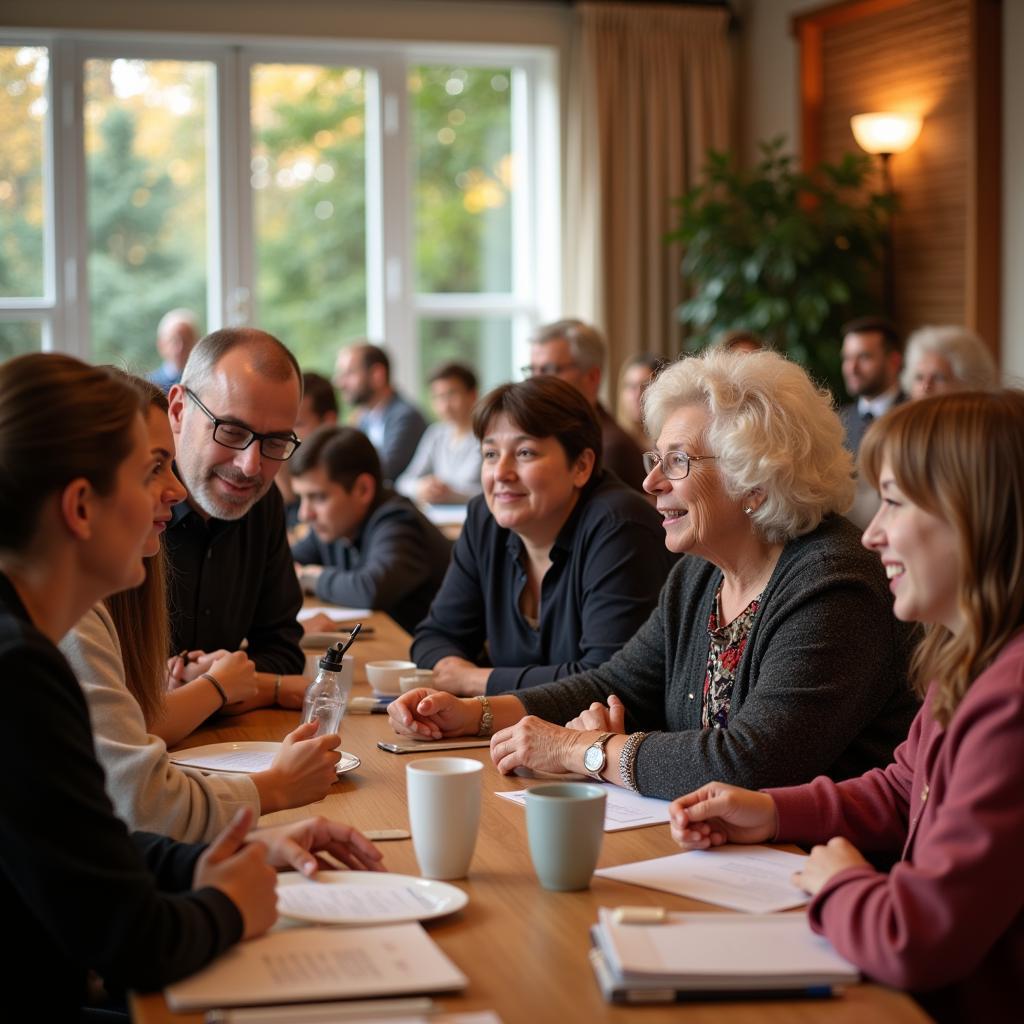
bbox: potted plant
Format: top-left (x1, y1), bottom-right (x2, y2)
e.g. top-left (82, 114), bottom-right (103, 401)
top-left (669, 137), bottom-right (892, 393)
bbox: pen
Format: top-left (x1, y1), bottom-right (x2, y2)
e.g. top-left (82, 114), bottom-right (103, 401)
top-left (206, 996), bottom-right (436, 1023)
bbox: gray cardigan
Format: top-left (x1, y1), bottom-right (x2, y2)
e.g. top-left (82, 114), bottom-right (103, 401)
top-left (519, 516), bottom-right (919, 799)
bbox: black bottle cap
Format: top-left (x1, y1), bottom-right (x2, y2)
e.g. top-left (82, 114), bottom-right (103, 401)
top-left (319, 641), bottom-right (346, 672)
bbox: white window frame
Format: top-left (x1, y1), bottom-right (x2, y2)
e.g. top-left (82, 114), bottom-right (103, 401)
top-left (0, 28), bottom-right (561, 393)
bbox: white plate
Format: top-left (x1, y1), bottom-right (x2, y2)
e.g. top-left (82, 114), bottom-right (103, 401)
top-left (276, 871), bottom-right (468, 925)
top-left (170, 741), bottom-right (360, 778)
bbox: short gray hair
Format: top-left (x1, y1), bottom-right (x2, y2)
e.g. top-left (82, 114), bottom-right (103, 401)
top-left (181, 327), bottom-right (303, 396)
top-left (901, 325), bottom-right (997, 393)
top-left (643, 350), bottom-right (854, 543)
top-left (531, 318), bottom-right (606, 373)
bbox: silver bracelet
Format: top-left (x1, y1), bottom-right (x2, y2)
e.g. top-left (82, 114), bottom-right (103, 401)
top-left (201, 672), bottom-right (228, 709)
top-left (618, 731), bottom-right (649, 791)
top-left (475, 695), bottom-right (494, 737)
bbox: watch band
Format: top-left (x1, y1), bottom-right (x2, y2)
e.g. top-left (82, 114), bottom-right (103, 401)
top-left (475, 695), bottom-right (493, 737)
top-left (585, 731), bottom-right (615, 779)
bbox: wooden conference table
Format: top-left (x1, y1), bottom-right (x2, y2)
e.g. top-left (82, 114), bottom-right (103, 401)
top-left (133, 612), bottom-right (930, 1024)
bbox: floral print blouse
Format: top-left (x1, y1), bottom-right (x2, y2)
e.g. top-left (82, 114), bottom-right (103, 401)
top-left (701, 581), bottom-right (761, 730)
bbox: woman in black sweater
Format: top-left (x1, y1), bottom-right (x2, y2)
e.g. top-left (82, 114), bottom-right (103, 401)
top-left (0, 353), bottom-right (379, 1019)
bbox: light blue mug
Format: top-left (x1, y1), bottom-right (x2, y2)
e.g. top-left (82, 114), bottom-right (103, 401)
top-left (524, 782), bottom-right (606, 891)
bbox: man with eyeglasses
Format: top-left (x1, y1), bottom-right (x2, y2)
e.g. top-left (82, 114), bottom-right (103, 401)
top-left (526, 319), bottom-right (647, 492)
top-left (165, 327), bottom-right (307, 700)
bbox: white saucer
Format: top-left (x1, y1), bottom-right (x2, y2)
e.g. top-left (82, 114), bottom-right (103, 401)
top-left (277, 871), bottom-right (468, 925)
top-left (170, 740), bottom-right (360, 777)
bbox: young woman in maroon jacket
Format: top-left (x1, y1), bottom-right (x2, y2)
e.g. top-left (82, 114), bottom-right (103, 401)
top-left (668, 390), bottom-right (1024, 1024)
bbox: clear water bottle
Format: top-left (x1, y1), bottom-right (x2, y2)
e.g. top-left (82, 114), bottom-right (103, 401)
top-left (300, 641), bottom-right (350, 737)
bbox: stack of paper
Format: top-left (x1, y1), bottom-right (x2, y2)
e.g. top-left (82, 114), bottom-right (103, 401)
top-left (166, 922), bottom-right (467, 1011)
top-left (590, 907), bottom-right (859, 1003)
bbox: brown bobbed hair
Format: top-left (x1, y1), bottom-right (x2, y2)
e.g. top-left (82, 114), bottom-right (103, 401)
top-left (860, 390), bottom-right (1024, 725)
top-left (102, 372), bottom-right (172, 727)
top-left (0, 353), bottom-right (143, 552)
top-left (472, 376), bottom-right (603, 472)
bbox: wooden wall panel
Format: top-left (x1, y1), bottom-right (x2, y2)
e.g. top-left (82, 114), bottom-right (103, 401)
top-left (794, 0), bottom-right (1002, 357)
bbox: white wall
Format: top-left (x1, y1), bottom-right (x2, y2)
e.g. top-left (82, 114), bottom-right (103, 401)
top-left (738, 0), bottom-right (1023, 377)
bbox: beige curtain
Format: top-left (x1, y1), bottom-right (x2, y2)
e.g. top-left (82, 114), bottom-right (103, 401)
top-left (565, 2), bottom-right (733, 391)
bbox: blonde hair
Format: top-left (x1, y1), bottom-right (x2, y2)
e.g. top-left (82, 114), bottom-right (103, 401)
top-left (901, 325), bottom-right (998, 394)
top-left (643, 350), bottom-right (854, 543)
top-left (860, 390), bottom-right (1024, 726)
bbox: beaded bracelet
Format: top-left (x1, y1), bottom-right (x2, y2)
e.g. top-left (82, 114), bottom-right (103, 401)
top-left (618, 731), bottom-right (649, 791)
top-left (475, 695), bottom-right (494, 737)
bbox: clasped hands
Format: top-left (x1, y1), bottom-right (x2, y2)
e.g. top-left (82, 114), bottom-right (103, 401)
top-left (387, 688), bottom-right (628, 776)
top-left (668, 781), bottom-right (870, 895)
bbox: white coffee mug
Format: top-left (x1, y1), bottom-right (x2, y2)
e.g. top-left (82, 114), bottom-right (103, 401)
top-left (406, 757), bottom-right (483, 880)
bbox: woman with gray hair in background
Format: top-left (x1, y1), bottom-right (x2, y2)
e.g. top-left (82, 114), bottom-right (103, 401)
top-left (902, 325), bottom-right (998, 400)
top-left (390, 350), bottom-right (919, 799)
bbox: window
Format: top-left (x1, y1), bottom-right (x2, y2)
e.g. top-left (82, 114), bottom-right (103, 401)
top-left (84, 57), bottom-right (213, 368)
top-left (0, 44), bottom-right (51, 350)
top-left (2, 33), bottom-right (559, 398)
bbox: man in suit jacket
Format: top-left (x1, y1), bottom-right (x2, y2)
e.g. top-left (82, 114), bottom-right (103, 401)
top-left (838, 316), bottom-right (906, 456)
top-left (838, 317), bottom-right (907, 528)
top-left (333, 341), bottom-right (427, 483)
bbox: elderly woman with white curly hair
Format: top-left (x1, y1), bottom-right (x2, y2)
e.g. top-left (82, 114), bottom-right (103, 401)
top-left (389, 350), bottom-right (919, 798)
top-left (902, 324), bottom-right (998, 400)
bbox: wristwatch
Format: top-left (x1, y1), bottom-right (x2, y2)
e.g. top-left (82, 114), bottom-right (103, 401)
top-left (583, 732), bottom-right (615, 779)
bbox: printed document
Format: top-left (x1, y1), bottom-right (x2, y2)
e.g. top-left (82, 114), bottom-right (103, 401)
top-left (595, 845), bottom-right (811, 913)
top-left (166, 923), bottom-right (467, 1010)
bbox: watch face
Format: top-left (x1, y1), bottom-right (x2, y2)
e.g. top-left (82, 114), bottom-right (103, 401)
top-left (584, 745), bottom-right (604, 773)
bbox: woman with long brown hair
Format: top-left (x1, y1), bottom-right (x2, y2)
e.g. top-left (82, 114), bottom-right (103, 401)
top-left (60, 373), bottom-right (341, 841)
top-left (0, 353), bottom-right (381, 1018)
top-left (668, 390), bottom-right (1024, 1022)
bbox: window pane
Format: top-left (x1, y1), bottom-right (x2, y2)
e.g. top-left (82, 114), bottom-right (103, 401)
top-left (411, 65), bottom-right (514, 294)
top-left (0, 320), bottom-right (43, 358)
top-left (0, 46), bottom-right (48, 299)
top-left (251, 64), bottom-right (367, 375)
top-left (418, 317), bottom-right (512, 405)
top-left (84, 58), bottom-right (211, 369)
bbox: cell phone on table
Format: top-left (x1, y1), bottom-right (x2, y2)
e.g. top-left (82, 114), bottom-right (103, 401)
top-left (377, 738), bottom-right (492, 754)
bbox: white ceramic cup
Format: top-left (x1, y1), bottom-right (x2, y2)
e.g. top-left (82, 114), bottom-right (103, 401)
top-left (399, 668), bottom-right (435, 693)
top-left (406, 757), bottom-right (483, 880)
top-left (366, 659), bottom-right (417, 696)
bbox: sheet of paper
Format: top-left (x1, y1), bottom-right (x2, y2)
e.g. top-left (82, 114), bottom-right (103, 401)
top-left (171, 749), bottom-right (276, 773)
top-left (166, 923), bottom-right (467, 1011)
top-left (495, 785), bottom-right (671, 832)
top-left (595, 844), bottom-right (811, 913)
top-left (298, 605), bottom-right (371, 622)
top-left (422, 503), bottom-right (468, 526)
top-left (277, 881), bottom-right (441, 920)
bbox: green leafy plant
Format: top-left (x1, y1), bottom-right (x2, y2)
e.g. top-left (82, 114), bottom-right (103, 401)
top-left (669, 137), bottom-right (893, 392)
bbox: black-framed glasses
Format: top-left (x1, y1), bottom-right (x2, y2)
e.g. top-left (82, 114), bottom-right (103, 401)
top-left (519, 360), bottom-right (579, 378)
top-left (184, 388), bottom-right (300, 461)
top-left (642, 450), bottom-right (717, 480)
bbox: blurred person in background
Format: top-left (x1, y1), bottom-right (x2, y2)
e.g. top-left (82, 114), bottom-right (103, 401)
top-left (149, 308), bottom-right (199, 393)
top-left (901, 325), bottom-right (998, 400)
top-left (616, 353), bottom-right (662, 450)
top-left (397, 362), bottom-right (481, 504)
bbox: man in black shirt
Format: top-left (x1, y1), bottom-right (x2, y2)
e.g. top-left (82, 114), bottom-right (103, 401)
top-left (291, 426), bottom-right (452, 633)
top-left (165, 328), bottom-right (306, 692)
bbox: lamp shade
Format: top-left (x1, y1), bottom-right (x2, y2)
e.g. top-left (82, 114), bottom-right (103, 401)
top-left (850, 112), bottom-right (923, 155)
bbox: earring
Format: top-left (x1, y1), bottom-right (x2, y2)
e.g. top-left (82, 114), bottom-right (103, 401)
top-left (743, 506), bottom-right (754, 516)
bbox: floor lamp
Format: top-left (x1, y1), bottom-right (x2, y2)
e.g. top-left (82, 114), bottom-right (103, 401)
top-left (850, 112), bottom-right (923, 318)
